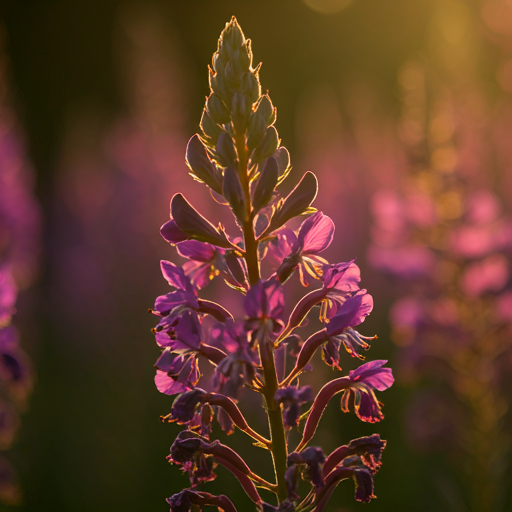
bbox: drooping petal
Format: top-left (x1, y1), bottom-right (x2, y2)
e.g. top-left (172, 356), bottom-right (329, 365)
top-left (322, 261), bottom-right (359, 289)
top-left (160, 260), bottom-right (193, 292)
top-left (275, 385), bottom-right (313, 429)
top-left (155, 370), bottom-right (191, 395)
top-left (178, 240), bottom-right (217, 263)
top-left (287, 447), bottom-right (326, 489)
top-left (325, 291), bottom-right (373, 337)
top-left (348, 360), bottom-right (394, 391)
top-left (244, 275), bottom-right (285, 331)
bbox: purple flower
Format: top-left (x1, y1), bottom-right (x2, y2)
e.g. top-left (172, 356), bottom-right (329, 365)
top-left (312, 466), bottom-right (376, 511)
top-left (280, 260), bottom-right (360, 341)
top-left (340, 360), bottom-right (394, 423)
top-left (322, 434), bottom-right (386, 477)
top-left (276, 212), bottom-right (335, 286)
top-left (297, 360), bottom-right (393, 450)
top-left (177, 240), bottom-right (247, 291)
top-left (282, 290), bottom-right (375, 384)
top-left (152, 261), bottom-right (198, 331)
top-left (154, 352), bottom-right (201, 396)
top-left (287, 447), bottom-right (326, 490)
top-left (323, 290), bottom-right (375, 367)
top-left (153, 261), bottom-right (233, 337)
top-left (0, 270), bottom-right (16, 327)
top-left (169, 431), bottom-right (262, 503)
top-left (177, 241), bottom-right (222, 289)
top-left (244, 275), bottom-right (285, 333)
top-left (274, 385), bottom-right (313, 429)
top-left (164, 387), bottom-right (264, 440)
top-left (167, 489), bottom-right (237, 512)
top-left (211, 321), bottom-right (259, 398)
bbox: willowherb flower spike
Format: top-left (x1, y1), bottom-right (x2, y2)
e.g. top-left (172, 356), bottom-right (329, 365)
top-left (151, 16), bottom-right (392, 510)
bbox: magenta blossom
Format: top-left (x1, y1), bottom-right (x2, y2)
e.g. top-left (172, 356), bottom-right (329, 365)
top-left (167, 489), bottom-right (237, 512)
top-left (177, 240), bottom-right (247, 290)
top-left (279, 260), bottom-right (361, 342)
top-left (273, 212), bottom-right (335, 286)
top-left (211, 321), bottom-right (260, 398)
top-left (244, 275), bottom-right (285, 334)
top-left (297, 360), bottom-right (394, 450)
top-left (274, 385), bottom-right (313, 429)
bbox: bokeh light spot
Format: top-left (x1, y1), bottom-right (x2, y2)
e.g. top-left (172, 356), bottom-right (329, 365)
top-left (302, 0), bottom-right (354, 15)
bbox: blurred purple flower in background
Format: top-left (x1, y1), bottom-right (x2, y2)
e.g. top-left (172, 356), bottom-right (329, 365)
top-left (367, 2), bottom-right (512, 510)
top-left (0, 24), bottom-right (41, 505)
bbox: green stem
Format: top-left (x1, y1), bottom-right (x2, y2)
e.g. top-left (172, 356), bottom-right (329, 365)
top-left (235, 132), bottom-right (260, 284)
top-left (260, 338), bottom-right (289, 502)
top-left (236, 131), bottom-right (288, 501)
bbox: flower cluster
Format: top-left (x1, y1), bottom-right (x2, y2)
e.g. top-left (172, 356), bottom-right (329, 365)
top-left (0, 48), bottom-right (40, 503)
top-left (152, 18), bottom-right (393, 511)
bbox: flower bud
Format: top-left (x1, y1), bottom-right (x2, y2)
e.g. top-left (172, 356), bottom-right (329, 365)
top-left (252, 157), bottom-right (278, 213)
top-left (250, 126), bottom-right (280, 167)
top-left (232, 90), bottom-right (252, 134)
top-left (200, 108), bottom-right (224, 146)
top-left (171, 194), bottom-right (231, 248)
top-left (247, 111), bottom-right (267, 153)
top-left (209, 64), bottom-right (230, 103)
top-left (265, 171), bottom-right (318, 235)
top-left (215, 132), bottom-right (238, 169)
top-left (207, 93), bottom-right (231, 126)
top-left (218, 17), bottom-right (245, 58)
top-left (186, 135), bottom-right (223, 194)
top-left (274, 146), bottom-right (291, 181)
top-left (241, 71), bottom-right (261, 104)
top-left (225, 60), bottom-right (242, 90)
top-left (224, 251), bottom-right (247, 287)
top-left (255, 94), bottom-right (275, 126)
top-left (223, 166), bottom-right (245, 220)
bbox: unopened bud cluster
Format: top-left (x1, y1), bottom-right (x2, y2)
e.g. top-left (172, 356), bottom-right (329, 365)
top-left (151, 17), bottom-right (393, 511)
